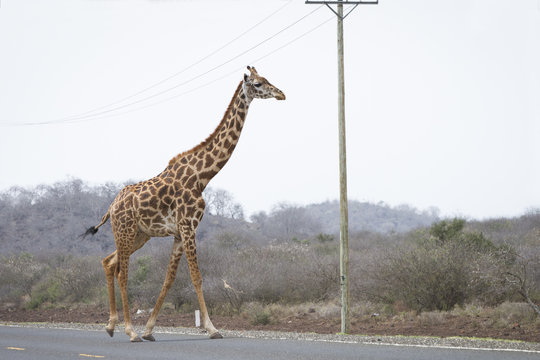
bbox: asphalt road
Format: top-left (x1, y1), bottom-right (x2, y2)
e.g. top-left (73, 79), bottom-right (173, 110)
top-left (1, 325), bottom-right (539, 360)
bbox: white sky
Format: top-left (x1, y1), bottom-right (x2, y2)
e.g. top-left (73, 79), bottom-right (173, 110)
top-left (0, 0), bottom-right (538, 220)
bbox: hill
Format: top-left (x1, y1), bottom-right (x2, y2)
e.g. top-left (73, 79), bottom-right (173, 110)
top-left (0, 178), bottom-right (531, 256)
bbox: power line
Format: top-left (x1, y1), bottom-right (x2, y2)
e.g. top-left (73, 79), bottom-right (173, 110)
top-left (2, 4), bottom-right (326, 127)
top-left (52, 4), bottom-right (324, 124)
top-left (51, 1), bottom-right (294, 123)
top-left (55, 14), bottom-right (336, 125)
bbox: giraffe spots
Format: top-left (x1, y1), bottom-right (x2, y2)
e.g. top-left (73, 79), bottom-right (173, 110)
top-left (163, 196), bottom-right (173, 205)
top-left (142, 217), bottom-right (152, 227)
top-left (205, 154), bottom-right (214, 167)
top-left (181, 191), bottom-right (196, 206)
top-left (159, 202), bottom-right (169, 217)
top-left (216, 159), bottom-right (228, 169)
top-left (103, 80), bottom-right (255, 256)
top-left (140, 208), bottom-right (158, 218)
top-left (199, 170), bottom-right (217, 180)
top-left (139, 196), bottom-right (153, 208)
top-left (178, 204), bottom-right (186, 215)
top-left (158, 186), bottom-right (168, 198)
top-left (235, 119), bottom-right (242, 132)
top-left (149, 196), bottom-right (159, 209)
top-left (184, 175), bottom-right (198, 189)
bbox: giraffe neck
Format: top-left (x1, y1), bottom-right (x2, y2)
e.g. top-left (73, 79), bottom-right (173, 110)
top-left (164, 81), bottom-right (251, 191)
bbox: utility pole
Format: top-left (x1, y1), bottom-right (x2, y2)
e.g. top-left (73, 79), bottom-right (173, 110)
top-left (305, 0), bottom-right (378, 334)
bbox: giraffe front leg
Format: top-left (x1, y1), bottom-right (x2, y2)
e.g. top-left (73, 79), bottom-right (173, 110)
top-left (142, 237), bottom-right (184, 341)
top-left (182, 227), bottom-right (222, 339)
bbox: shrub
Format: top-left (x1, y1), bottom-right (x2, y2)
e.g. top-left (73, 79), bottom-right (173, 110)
top-left (22, 255), bottom-right (104, 309)
top-left (27, 280), bottom-right (63, 309)
top-left (251, 312), bottom-right (272, 325)
top-left (0, 253), bottom-right (44, 306)
top-left (362, 219), bottom-right (518, 312)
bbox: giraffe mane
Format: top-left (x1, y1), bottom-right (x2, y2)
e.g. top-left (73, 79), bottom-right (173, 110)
top-left (167, 81), bottom-right (244, 167)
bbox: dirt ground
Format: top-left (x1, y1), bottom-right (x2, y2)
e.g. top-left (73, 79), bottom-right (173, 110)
top-left (1, 306), bottom-right (539, 343)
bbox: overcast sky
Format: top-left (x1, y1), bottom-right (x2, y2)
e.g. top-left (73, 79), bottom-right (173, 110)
top-left (0, 0), bottom-right (538, 220)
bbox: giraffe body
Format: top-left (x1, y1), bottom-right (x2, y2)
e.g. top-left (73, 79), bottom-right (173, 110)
top-left (84, 66), bottom-right (285, 342)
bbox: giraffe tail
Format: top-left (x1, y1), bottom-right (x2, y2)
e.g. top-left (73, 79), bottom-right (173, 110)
top-left (81, 210), bottom-right (111, 239)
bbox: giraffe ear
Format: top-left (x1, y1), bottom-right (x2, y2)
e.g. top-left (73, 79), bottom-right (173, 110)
top-left (244, 74), bottom-right (249, 82)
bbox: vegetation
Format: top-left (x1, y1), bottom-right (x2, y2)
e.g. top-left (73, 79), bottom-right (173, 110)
top-left (0, 179), bottom-right (539, 323)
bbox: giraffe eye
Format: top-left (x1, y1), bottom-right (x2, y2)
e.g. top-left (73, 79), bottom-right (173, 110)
top-left (254, 83), bottom-right (262, 88)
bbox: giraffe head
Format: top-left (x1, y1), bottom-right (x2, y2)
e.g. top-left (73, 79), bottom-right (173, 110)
top-left (243, 66), bottom-right (286, 101)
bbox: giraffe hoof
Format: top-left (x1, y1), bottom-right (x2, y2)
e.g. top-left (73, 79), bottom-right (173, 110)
top-left (130, 336), bottom-right (143, 343)
top-left (106, 328), bottom-right (114, 337)
top-left (210, 332), bottom-right (223, 339)
top-left (142, 334), bottom-right (156, 342)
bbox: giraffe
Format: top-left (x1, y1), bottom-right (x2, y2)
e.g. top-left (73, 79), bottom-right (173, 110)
top-left (83, 66), bottom-right (285, 342)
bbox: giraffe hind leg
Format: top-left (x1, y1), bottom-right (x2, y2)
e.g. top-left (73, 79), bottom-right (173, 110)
top-left (102, 251), bottom-right (119, 337)
top-left (115, 231), bottom-right (149, 342)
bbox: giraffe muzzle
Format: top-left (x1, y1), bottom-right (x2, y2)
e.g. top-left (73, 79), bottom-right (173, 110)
top-left (274, 91), bottom-right (286, 101)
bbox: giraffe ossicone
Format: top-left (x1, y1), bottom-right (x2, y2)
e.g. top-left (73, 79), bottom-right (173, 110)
top-left (83, 66), bottom-right (285, 342)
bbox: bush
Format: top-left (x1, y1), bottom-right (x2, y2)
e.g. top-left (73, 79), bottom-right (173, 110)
top-left (251, 312), bottom-right (272, 325)
top-left (23, 255), bottom-right (104, 309)
top-left (0, 253), bottom-right (44, 306)
top-left (377, 243), bottom-right (469, 311)
top-left (27, 280), bottom-right (63, 309)
top-left (362, 219), bottom-right (518, 312)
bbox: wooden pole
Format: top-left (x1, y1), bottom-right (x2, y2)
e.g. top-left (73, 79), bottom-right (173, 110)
top-left (337, 0), bottom-right (350, 334)
top-left (306, 0), bottom-right (379, 335)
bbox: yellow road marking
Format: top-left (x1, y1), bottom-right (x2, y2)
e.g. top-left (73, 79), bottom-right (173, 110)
top-left (7, 347), bottom-right (25, 350)
top-left (79, 354), bottom-right (105, 358)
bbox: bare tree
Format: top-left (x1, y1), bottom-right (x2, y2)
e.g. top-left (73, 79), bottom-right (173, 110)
top-left (203, 187), bottom-right (244, 220)
top-left (504, 253), bottom-right (540, 316)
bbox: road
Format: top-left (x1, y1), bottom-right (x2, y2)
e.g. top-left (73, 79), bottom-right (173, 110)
top-left (1, 325), bottom-right (539, 360)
